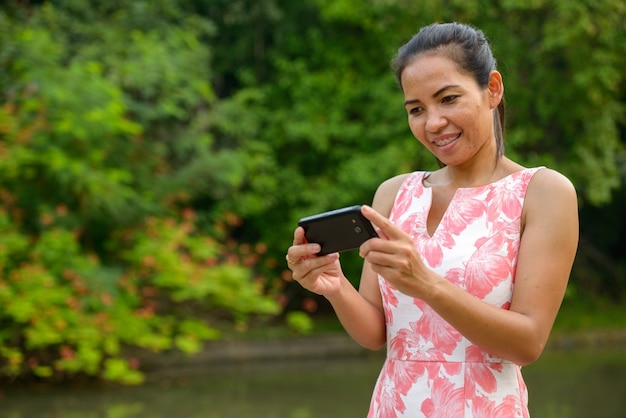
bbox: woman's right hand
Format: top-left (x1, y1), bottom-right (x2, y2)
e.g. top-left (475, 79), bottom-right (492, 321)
top-left (286, 226), bottom-right (344, 296)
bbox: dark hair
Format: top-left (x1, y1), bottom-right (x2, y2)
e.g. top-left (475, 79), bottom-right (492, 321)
top-left (391, 22), bottom-right (505, 158)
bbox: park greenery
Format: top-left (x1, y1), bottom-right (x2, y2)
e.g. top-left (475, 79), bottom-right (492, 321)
top-left (0, 0), bottom-right (625, 384)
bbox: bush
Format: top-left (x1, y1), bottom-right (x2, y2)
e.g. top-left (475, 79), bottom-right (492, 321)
top-left (0, 208), bottom-right (279, 384)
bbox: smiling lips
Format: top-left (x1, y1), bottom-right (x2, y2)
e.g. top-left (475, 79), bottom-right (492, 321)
top-left (432, 133), bottom-right (461, 148)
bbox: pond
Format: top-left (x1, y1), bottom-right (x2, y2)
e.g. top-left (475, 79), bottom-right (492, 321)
top-left (1, 347), bottom-right (625, 418)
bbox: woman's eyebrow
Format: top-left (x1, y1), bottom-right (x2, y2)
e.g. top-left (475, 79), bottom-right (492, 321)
top-left (404, 98), bottom-right (421, 106)
top-left (433, 85), bottom-right (460, 97)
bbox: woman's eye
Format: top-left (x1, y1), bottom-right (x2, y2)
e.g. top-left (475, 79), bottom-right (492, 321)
top-left (442, 95), bottom-right (459, 104)
top-left (409, 106), bottom-right (424, 115)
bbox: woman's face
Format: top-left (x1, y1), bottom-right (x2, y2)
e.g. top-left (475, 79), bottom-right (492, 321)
top-left (400, 53), bottom-right (502, 168)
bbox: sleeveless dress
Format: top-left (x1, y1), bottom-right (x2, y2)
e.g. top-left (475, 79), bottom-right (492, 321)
top-left (367, 168), bottom-right (543, 418)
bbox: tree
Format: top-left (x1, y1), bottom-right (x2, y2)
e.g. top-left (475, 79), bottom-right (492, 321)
top-left (203, 0), bottom-right (626, 299)
top-left (0, 1), bottom-right (279, 384)
top-left (1, 0), bottom-right (625, 384)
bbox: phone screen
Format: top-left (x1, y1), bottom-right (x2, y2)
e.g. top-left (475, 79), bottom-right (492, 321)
top-left (298, 205), bottom-right (378, 255)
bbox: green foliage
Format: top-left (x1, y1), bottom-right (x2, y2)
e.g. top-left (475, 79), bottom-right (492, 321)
top-left (120, 214), bottom-right (280, 322)
top-left (1, 0), bottom-right (625, 384)
top-left (0, 205), bottom-right (279, 383)
top-left (483, 0), bottom-right (626, 205)
top-left (206, 0), bottom-right (626, 297)
top-left (0, 205), bottom-right (280, 383)
top-left (0, 1), bottom-right (280, 384)
top-left (0, 218), bottom-right (137, 383)
top-left (286, 311), bottom-right (314, 335)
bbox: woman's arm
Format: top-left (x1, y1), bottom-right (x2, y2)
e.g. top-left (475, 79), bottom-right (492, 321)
top-left (288, 174), bottom-right (408, 351)
top-left (360, 169), bottom-right (578, 365)
top-left (325, 174), bottom-right (408, 350)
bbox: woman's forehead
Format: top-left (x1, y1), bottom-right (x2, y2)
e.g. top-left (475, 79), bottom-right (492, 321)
top-left (400, 54), bottom-right (474, 94)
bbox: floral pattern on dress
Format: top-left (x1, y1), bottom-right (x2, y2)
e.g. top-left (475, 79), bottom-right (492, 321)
top-left (368, 168), bottom-right (541, 418)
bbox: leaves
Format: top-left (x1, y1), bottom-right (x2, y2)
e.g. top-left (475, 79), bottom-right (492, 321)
top-left (0, 0), bottom-right (625, 383)
top-left (0, 1), bottom-right (280, 384)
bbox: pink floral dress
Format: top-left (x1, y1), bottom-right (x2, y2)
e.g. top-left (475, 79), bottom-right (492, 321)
top-left (367, 168), bottom-right (543, 418)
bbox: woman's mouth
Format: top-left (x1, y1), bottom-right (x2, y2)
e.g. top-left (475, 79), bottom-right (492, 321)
top-left (432, 133), bottom-right (460, 148)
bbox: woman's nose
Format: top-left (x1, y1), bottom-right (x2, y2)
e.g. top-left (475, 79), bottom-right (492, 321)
top-left (425, 109), bottom-right (447, 132)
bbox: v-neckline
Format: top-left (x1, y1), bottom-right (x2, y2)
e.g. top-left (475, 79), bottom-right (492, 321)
top-left (421, 170), bottom-right (521, 238)
top-left (424, 186), bottom-right (457, 238)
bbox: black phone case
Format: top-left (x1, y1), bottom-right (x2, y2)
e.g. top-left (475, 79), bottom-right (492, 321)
top-left (298, 205), bottom-right (378, 255)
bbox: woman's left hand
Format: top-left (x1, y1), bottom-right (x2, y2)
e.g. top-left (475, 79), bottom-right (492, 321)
top-left (359, 205), bottom-right (436, 298)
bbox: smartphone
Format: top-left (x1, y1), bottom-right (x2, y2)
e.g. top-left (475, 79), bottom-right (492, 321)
top-left (298, 205), bottom-right (378, 256)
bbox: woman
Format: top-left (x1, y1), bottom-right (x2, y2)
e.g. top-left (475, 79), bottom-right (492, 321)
top-left (286, 22), bottom-right (578, 417)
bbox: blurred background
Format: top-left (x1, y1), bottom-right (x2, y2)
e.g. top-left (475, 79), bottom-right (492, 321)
top-left (0, 0), bottom-right (625, 417)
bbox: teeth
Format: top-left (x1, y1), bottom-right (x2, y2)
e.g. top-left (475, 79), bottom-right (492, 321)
top-left (434, 135), bottom-right (458, 147)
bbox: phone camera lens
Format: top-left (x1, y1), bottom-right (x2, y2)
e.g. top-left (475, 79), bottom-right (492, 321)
top-left (354, 226), bottom-right (362, 234)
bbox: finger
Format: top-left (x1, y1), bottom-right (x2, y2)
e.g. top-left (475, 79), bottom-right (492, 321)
top-left (292, 253), bottom-right (339, 284)
top-left (374, 226), bottom-right (390, 241)
top-left (288, 227), bottom-right (322, 266)
top-left (287, 243), bottom-right (321, 263)
top-left (361, 205), bottom-right (404, 240)
top-left (293, 226), bottom-right (306, 245)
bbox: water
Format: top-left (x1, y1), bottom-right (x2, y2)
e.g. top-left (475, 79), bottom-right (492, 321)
top-left (524, 348), bottom-right (626, 418)
top-left (1, 348), bottom-right (625, 418)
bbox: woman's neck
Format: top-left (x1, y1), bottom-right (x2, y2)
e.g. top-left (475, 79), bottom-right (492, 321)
top-left (429, 157), bottom-right (522, 189)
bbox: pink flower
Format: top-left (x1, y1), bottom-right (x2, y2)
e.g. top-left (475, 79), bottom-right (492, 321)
top-left (420, 376), bottom-right (465, 417)
top-left (465, 233), bottom-right (513, 298)
top-left (417, 229), bottom-right (455, 268)
top-left (472, 394), bottom-right (526, 418)
top-left (369, 360), bottom-right (425, 417)
top-left (443, 188), bottom-right (487, 235)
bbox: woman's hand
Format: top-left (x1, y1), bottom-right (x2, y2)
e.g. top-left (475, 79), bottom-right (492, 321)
top-left (359, 205), bottom-right (437, 298)
top-left (286, 226), bottom-right (345, 296)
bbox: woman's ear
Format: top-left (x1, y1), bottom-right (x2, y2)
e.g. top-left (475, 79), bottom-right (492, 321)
top-left (488, 70), bottom-right (504, 109)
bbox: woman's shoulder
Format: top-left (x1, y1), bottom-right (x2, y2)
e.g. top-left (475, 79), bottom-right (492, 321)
top-left (524, 167), bottom-right (578, 223)
top-left (499, 159), bottom-right (575, 197)
top-left (372, 172), bottom-right (424, 217)
top-left (520, 166), bottom-right (578, 254)
top-left (528, 167), bottom-right (577, 197)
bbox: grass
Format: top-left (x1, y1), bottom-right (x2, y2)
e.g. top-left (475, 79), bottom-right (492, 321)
top-left (218, 294), bottom-right (626, 343)
top-left (304, 295), bottom-right (626, 336)
top-left (553, 296), bottom-right (626, 333)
